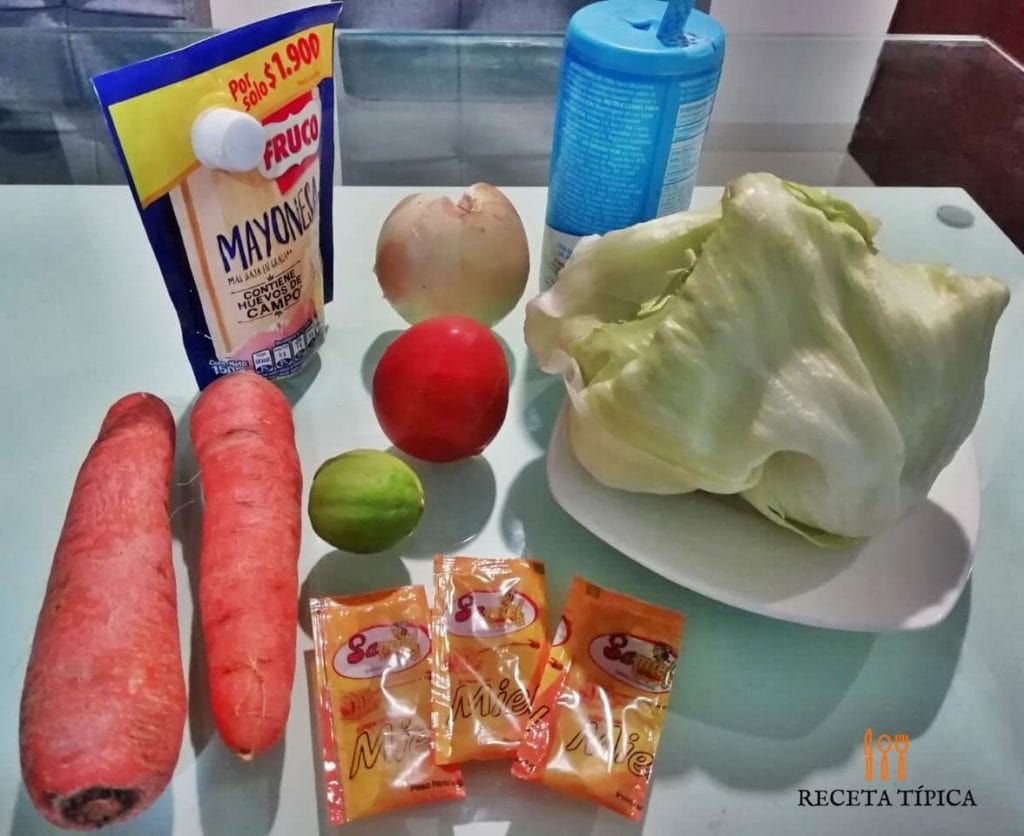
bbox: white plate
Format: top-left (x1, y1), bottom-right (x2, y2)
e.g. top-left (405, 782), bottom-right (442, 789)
top-left (547, 402), bottom-right (980, 632)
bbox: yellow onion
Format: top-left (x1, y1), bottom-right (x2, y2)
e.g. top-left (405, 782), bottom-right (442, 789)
top-left (374, 183), bottom-right (530, 326)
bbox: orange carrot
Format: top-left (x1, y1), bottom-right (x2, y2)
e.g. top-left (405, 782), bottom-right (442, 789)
top-left (190, 371), bottom-right (301, 758)
top-left (20, 393), bottom-right (185, 830)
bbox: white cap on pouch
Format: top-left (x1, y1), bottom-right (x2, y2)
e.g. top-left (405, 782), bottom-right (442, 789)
top-left (191, 107), bottom-right (265, 172)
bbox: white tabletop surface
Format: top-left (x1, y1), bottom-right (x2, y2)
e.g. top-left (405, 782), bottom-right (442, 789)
top-left (2, 185), bottom-right (1023, 835)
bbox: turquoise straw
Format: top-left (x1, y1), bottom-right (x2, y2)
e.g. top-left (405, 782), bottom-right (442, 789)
top-left (657, 0), bottom-right (694, 46)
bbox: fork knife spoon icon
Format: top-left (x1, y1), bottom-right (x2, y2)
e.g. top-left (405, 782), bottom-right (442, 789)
top-left (894, 733), bottom-right (910, 781)
top-left (877, 734), bottom-right (893, 781)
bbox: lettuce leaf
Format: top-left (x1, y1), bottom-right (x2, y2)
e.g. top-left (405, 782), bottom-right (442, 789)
top-left (526, 173), bottom-right (1009, 545)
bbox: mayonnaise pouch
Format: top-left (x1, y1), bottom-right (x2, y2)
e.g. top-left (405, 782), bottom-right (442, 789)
top-left (93, 4), bottom-right (339, 388)
top-left (513, 577), bottom-right (685, 820)
top-left (431, 556), bottom-right (549, 764)
top-left (310, 586), bottom-right (465, 825)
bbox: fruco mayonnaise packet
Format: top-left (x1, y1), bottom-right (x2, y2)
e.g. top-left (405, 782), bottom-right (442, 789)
top-left (513, 577), bottom-right (685, 820)
top-left (93, 4), bottom-right (339, 388)
top-left (310, 587), bottom-right (465, 825)
top-left (432, 556), bottom-right (549, 764)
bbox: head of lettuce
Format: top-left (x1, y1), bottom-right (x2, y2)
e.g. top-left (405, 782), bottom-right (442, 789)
top-left (525, 173), bottom-right (1009, 546)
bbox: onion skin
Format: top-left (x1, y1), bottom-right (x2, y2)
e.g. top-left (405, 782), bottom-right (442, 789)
top-left (374, 183), bottom-right (530, 326)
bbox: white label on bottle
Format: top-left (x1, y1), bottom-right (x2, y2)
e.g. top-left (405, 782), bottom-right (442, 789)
top-left (657, 92), bottom-right (716, 216)
top-left (541, 226), bottom-right (584, 289)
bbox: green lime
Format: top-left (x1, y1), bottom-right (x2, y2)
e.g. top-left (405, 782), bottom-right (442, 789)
top-left (308, 449), bottom-right (424, 554)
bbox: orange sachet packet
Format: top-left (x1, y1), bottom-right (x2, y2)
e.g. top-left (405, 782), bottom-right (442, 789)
top-left (513, 577), bottom-right (685, 820)
top-left (431, 555), bottom-right (549, 764)
top-left (529, 610), bottom-right (571, 705)
top-left (310, 586), bottom-right (465, 825)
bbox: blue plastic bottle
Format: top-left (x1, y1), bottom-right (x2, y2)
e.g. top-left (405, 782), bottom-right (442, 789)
top-left (541, 0), bottom-right (726, 287)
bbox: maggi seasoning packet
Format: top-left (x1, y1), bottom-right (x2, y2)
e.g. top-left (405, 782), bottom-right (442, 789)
top-left (310, 586), bottom-right (465, 825)
top-left (431, 555), bottom-right (549, 764)
top-left (513, 577), bottom-right (685, 820)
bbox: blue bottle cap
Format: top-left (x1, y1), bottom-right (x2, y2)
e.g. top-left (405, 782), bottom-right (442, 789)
top-left (567, 0), bottom-right (725, 77)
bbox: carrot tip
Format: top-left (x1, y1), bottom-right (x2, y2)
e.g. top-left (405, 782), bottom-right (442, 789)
top-left (58, 786), bottom-right (140, 828)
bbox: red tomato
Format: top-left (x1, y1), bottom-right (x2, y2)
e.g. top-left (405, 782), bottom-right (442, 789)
top-left (372, 316), bottom-right (510, 462)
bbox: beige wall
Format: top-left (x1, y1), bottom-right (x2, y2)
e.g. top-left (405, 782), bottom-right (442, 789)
top-left (211, 0), bottom-right (319, 29)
